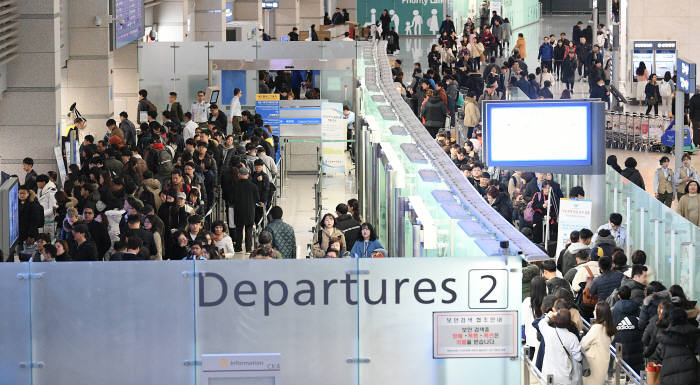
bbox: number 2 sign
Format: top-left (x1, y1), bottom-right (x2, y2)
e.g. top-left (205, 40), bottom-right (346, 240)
top-left (468, 269), bottom-right (508, 309)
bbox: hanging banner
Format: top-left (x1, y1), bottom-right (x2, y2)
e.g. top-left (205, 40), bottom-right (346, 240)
top-left (357, 0), bottom-right (445, 36)
top-left (555, 199), bottom-right (593, 257)
top-left (321, 102), bottom-right (346, 175)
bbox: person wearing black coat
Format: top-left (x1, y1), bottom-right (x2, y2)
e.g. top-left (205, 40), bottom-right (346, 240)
top-left (420, 95), bottom-right (447, 138)
top-left (486, 187), bottom-right (512, 222)
top-left (83, 208), bottom-right (112, 259)
top-left (120, 215), bottom-right (157, 260)
top-left (335, 204), bottom-right (361, 252)
top-left (70, 224), bottom-right (99, 261)
top-left (379, 10), bottom-right (391, 38)
top-left (639, 288), bottom-right (670, 332)
top-left (655, 308), bottom-right (700, 385)
top-left (439, 16), bottom-right (455, 35)
top-left (232, 168), bottom-right (260, 253)
top-left (17, 187), bottom-right (44, 244)
top-left (612, 286), bottom-right (645, 373)
top-left (621, 157), bottom-right (646, 190)
top-left (644, 74), bottom-right (661, 116)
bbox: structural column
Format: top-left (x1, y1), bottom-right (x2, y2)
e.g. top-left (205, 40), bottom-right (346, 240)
top-left (0, 0), bottom-right (62, 176)
top-left (64, 0), bottom-right (114, 139)
top-left (155, 0), bottom-right (189, 41)
top-left (195, 0), bottom-right (226, 41)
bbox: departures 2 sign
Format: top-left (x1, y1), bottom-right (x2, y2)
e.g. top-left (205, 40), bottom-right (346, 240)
top-left (197, 268), bottom-right (509, 316)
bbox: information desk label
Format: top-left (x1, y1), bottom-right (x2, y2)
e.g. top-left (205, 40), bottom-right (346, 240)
top-left (468, 269), bottom-right (508, 309)
top-left (433, 311), bottom-right (518, 358)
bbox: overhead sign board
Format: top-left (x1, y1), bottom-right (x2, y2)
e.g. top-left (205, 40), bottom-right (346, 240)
top-left (678, 58), bottom-right (697, 94)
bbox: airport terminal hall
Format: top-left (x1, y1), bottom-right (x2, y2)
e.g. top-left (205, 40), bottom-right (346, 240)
top-left (3, 0), bottom-right (700, 384)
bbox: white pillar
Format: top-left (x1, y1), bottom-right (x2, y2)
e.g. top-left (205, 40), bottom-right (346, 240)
top-left (195, 0), bottom-right (226, 41)
top-left (0, 0), bottom-right (62, 176)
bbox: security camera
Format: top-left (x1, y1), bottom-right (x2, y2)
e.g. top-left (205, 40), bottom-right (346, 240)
top-left (94, 16), bottom-right (102, 27)
top-left (117, 18), bottom-right (125, 26)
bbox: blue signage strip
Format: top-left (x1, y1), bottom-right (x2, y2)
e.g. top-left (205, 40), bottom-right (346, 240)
top-left (678, 58), bottom-right (696, 94)
top-left (280, 118), bottom-right (323, 125)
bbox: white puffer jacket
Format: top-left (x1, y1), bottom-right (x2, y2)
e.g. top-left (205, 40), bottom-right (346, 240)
top-left (37, 181), bottom-right (57, 224)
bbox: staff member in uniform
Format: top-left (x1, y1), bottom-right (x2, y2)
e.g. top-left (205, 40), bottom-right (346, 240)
top-left (675, 153), bottom-right (698, 201)
top-left (654, 156), bottom-right (673, 207)
top-left (229, 88), bottom-right (243, 137)
top-left (191, 90), bottom-right (210, 129)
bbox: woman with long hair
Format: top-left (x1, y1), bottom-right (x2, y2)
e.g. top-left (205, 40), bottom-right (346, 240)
top-left (144, 214), bottom-right (164, 260)
top-left (636, 61), bottom-right (649, 105)
top-left (538, 308), bottom-right (583, 384)
top-left (523, 276), bottom-right (547, 360)
top-left (581, 302), bottom-right (616, 385)
top-left (54, 240), bottom-right (70, 262)
top-left (311, 213), bottom-right (346, 258)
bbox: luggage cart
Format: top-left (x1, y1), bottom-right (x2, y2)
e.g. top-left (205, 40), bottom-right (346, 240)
top-left (648, 115), bottom-right (668, 153)
top-left (639, 114), bottom-right (651, 152)
top-left (614, 112), bottom-right (626, 149)
top-left (624, 113), bottom-right (634, 150)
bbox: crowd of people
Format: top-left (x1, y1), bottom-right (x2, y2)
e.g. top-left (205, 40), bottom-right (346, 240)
top-left (9, 86), bottom-right (309, 262)
top-left (522, 226), bottom-right (700, 385)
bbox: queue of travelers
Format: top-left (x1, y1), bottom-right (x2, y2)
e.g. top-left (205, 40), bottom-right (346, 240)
top-left (9, 85), bottom-right (309, 262)
top-left (523, 237), bottom-right (700, 385)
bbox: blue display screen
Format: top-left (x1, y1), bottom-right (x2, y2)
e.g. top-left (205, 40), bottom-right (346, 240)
top-left (115, 0), bottom-right (144, 49)
top-left (8, 182), bottom-right (18, 246)
top-left (484, 101), bottom-right (592, 168)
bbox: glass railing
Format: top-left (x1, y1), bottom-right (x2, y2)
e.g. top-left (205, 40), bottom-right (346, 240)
top-left (356, 41), bottom-right (546, 260)
top-left (606, 166), bottom-right (699, 300)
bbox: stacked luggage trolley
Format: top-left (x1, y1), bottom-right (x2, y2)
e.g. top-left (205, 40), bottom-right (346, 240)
top-left (605, 112), bottom-right (671, 153)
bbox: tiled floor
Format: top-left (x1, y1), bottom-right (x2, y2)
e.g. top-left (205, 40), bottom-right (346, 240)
top-left (277, 151), bottom-right (357, 258)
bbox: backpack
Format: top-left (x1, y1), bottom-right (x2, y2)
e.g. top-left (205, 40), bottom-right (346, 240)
top-left (522, 192), bottom-right (541, 223)
top-left (581, 265), bottom-right (599, 307)
top-left (158, 148), bottom-right (174, 175)
top-left (606, 287), bottom-right (619, 307)
top-left (659, 81), bottom-right (672, 97)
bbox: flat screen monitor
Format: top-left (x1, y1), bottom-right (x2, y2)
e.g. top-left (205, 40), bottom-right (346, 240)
top-left (1, 177), bottom-right (19, 258)
top-left (114, 0), bottom-right (145, 49)
top-left (483, 101), bottom-right (593, 170)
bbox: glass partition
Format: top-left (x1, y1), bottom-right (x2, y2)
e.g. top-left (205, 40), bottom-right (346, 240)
top-left (138, 42), bottom-right (175, 115)
top-left (174, 42), bottom-right (210, 112)
top-left (606, 167), bottom-right (700, 300)
top-left (28, 261), bottom-right (197, 384)
top-left (0, 256), bottom-right (522, 384)
top-left (0, 263), bottom-right (31, 385)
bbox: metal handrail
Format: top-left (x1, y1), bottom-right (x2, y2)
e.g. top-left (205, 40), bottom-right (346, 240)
top-left (581, 318), bottom-right (644, 385)
top-left (522, 345), bottom-right (549, 385)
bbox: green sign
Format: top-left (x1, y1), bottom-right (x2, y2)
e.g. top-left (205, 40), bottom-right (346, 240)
top-left (357, 0), bottom-right (445, 36)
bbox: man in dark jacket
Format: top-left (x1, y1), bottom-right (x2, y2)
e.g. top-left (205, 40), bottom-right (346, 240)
top-left (18, 186), bottom-right (44, 245)
top-left (71, 223), bottom-right (99, 261)
top-left (137, 89), bottom-right (156, 124)
top-left (208, 103), bottom-right (228, 135)
top-left (590, 255), bottom-right (624, 301)
top-left (612, 285), bottom-right (645, 374)
top-left (83, 206), bottom-right (112, 259)
top-left (118, 111), bottom-right (137, 148)
top-left (335, 203), bottom-right (361, 252)
top-left (233, 168), bottom-right (260, 253)
top-left (22, 158), bottom-right (38, 192)
top-left (542, 259), bottom-right (571, 294)
top-left (121, 214), bottom-right (156, 259)
top-left (439, 15), bottom-right (455, 35)
top-left (288, 27), bottom-right (299, 41)
top-left (620, 264), bottom-right (648, 305)
top-left (537, 36), bottom-right (553, 72)
top-left (420, 94), bottom-right (447, 138)
top-left (689, 91), bottom-right (700, 146)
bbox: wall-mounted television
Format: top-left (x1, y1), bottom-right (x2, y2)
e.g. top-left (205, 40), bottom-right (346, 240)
top-left (482, 100), bottom-right (603, 174)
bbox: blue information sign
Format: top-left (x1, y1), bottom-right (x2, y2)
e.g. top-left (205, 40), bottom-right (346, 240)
top-left (255, 94), bottom-right (280, 137)
top-left (678, 58), bottom-right (696, 94)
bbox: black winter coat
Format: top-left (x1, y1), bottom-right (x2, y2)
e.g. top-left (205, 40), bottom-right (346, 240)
top-left (421, 97), bottom-right (447, 128)
top-left (232, 179), bottom-right (260, 226)
top-left (621, 167), bottom-right (645, 190)
top-left (656, 324), bottom-right (700, 385)
top-left (490, 192), bottom-right (513, 222)
top-left (88, 220), bottom-right (112, 259)
top-left (335, 214), bottom-right (361, 251)
top-left (642, 314), bottom-right (668, 362)
top-left (612, 299), bottom-right (645, 372)
top-left (73, 240), bottom-right (99, 261)
top-left (18, 197), bottom-right (44, 242)
top-left (639, 291), bottom-right (671, 332)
